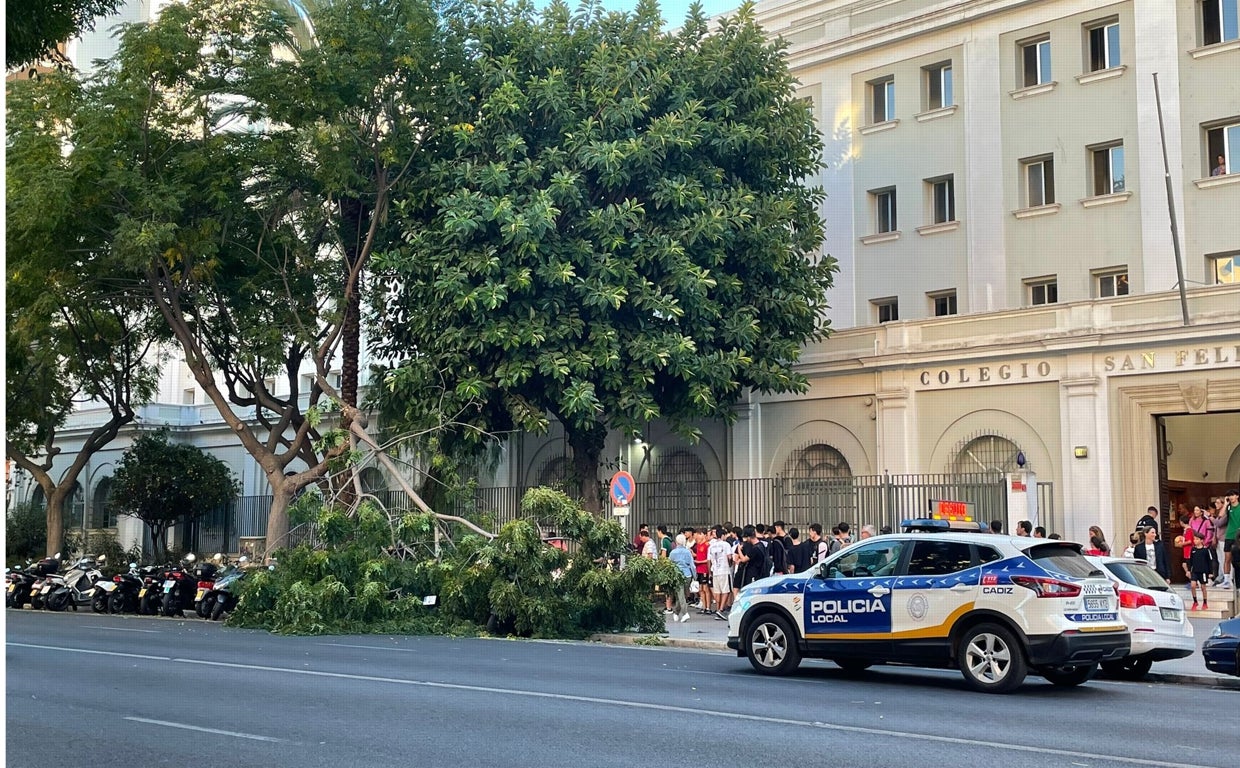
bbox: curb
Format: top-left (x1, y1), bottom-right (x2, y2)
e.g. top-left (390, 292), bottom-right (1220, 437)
top-left (588, 633), bottom-right (1240, 690)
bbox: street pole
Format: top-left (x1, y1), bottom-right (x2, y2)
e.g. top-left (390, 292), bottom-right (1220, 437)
top-left (1152, 73), bottom-right (1191, 327)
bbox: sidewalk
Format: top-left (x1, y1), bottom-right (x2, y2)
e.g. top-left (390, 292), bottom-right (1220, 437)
top-left (593, 605), bottom-right (1240, 690)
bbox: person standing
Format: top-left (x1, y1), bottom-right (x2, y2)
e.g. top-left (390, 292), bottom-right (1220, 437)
top-left (1136, 506), bottom-right (1160, 535)
top-left (668, 535), bottom-right (695, 622)
top-left (692, 529), bottom-right (712, 614)
top-left (1188, 531), bottom-right (1213, 611)
top-left (805, 523), bottom-right (829, 565)
top-left (708, 526), bottom-right (733, 620)
top-left (1133, 526), bottom-right (1170, 584)
top-left (1087, 526), bottom-right (1111, 555)
top-left (734, 526), bottom-right (768, 589)
top-left (1210, 498), bottom-right (1229, 585)
top-left (1016, 520), bottom-right (1032, 537)
top-left (1213, 153), bottom-right (1228, 176)
top-left (1223, 490), bottom-right (1240, 588)
top-left (639, 529), bottom-right (658, 560)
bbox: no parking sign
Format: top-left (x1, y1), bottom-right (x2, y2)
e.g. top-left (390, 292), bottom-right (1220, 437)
top-left (609, 471), bottom-right (635, 508)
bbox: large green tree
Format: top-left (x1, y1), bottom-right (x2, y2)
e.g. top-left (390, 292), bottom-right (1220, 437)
top-left (374, 0), bottom-right (833, 510)
top-left (6, 0), bottom-right (121, 69)
top-left (6, 71), bottom-right (162, 555)
top-left (110, 430), bottom-right (239, 561)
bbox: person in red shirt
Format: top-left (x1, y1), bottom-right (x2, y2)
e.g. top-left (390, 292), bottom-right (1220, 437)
top-left (692, 529), bottom-right (713, 614)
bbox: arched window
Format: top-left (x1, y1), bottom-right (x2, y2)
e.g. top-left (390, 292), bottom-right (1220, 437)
top-left (536, 457), bottom-right (568, 487)
top-left (91, 477), bottom-right (115, 529)
top-left (358, 467), bottom-right (386, 495)
top-left (782, 443), bottom-right (854, 524)
top-left (66, 482), bottom-right (85, 530)
top-left (950, 434), bottom-right (1027, 474)
top-left (647, 450), bottom-right (710, 528)
top-left (30, 485), bottom-right (46, 510)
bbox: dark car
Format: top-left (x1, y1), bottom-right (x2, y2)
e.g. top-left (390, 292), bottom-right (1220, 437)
top-left (1202, 618), bottom-right (1240, 677)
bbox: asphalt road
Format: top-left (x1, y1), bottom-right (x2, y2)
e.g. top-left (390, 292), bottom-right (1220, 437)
top-left (6, 610), bottom-right (1239, 768)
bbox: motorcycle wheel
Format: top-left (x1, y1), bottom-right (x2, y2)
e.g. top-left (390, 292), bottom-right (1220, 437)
top-left (45, 592), bottom-right (70, 612)
top-left (161, 592), bottom-right (179, 617)
top-left (30, 593), bottom-right (44, 610)
top-left (92, 591), bottom-right (109, 613)
top-left (196, 598), bottom-right (212, 619)
top-left (139, 592), bottom-right (157, 615)
top-left (211, 599), bottom-right (227, 621)
top-left (108, 592), bottom-right (126, 614)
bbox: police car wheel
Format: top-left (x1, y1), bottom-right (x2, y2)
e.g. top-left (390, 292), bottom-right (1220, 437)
top-left (1038, 663), bottom-right (1095, 687)
top-left (958, 623), bottom-right (1027, 694)
top-left (744, 614), bottom-right (801, 675)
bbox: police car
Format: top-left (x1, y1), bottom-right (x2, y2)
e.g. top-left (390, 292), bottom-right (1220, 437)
top-left (726, 520), bottom-right (1130, 693)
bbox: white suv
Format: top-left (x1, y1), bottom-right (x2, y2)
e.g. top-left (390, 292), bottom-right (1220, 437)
top-left (726, 527), bottom-right (1129, 693)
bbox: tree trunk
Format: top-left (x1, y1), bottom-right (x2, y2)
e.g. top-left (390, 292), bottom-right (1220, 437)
top-left (567, 425), bottom-right (607, 515)
top-left (337, 196), bottom-right (368, 508)
top-left (45, 484), bottom-right (67, 557)
top-left (263, 480), bottom-right (293, 558)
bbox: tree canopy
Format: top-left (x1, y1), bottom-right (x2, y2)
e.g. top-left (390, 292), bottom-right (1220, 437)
top-left (110, 430), bottom-right (239, 561)
top-left (373, 0), bottom-right (833, 507)
top-left (6, 0), bottom-right (122, 68)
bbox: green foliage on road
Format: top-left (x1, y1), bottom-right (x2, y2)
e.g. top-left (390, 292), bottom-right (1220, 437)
top-left (228, 487), bottom-right (683, 637)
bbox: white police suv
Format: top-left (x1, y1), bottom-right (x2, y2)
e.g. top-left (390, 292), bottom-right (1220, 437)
top-left (726, 521), bottom-right (1130, 693)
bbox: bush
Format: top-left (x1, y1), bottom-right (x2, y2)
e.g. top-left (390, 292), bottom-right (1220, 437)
top-left (228, 487), bottom-right (684, 639)
top-left (6, 502), bottom-right (46, 562)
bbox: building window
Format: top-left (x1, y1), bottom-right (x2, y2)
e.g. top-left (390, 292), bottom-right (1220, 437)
top-left (870, 77), bottom-right (895, 124)
top-left (1086, 20), bottom-right (1121, 71)
top-left (928, 176), bottom-right (955, 223)
top-left (1026, 278), bottom-right (1058, 306)
top-left (1091, 142), bottom-right (1125, 195)
top-left (930, 291), bottom-right (958, 317)
top-left (873, 298), bottom-right (899, 323)
top-left (872, 187), bottom-right (897, 233)
top-left (1022, 156), bottom-right (1055, 207)
top-left (1202, 0), bottom-right (1239, 45)
top-left (263, 376), bottom-right (276, 394)
top-left (924, 62), bottom-right (953, 110)
top-left (1209, 253), bottom-right (1238, 284)
top-left (1206, 121), bottom-right (1239, 176)
top-left (1020, 37), bottom-right (1052, 87)
top-left (1095, 269), bottom-right (1130, 298)
top-left (182, 388), bottom-right (196, 405)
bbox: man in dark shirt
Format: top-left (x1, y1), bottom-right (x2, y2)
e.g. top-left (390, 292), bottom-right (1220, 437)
top-left (736, 526), bottom-right (768, 587)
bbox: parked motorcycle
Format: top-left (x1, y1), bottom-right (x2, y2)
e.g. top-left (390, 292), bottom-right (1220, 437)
top-left (202, 557), bottom-right (249, 621)
top-left (96, 562), bottom-right (143, 613)
top-left (26, 554), bottom-right (63, 610)
top-left (138, 564), bottom-right (172, 615)
top-left (192, 556), bottom-right (222, 618)
top-left (6, 559), bottom-right (37, 608)
top-left (160, 553), bottom-right (200, 617)
top-left (44, 555), bottom-right (106, 612)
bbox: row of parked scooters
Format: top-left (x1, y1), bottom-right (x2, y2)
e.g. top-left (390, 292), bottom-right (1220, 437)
top-left (6, 552), bottom-right (248, 621)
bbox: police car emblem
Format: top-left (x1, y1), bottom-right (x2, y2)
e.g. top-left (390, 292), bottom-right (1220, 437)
top-left (907, 593), bottom-right (928, 621)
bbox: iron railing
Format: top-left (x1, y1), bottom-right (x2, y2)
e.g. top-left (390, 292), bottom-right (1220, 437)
top-left (167, 472), bottom-right (1062, 553)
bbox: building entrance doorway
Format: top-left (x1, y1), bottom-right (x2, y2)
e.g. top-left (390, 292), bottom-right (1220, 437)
top-left (1156, 412), bottom-right (1240, 582)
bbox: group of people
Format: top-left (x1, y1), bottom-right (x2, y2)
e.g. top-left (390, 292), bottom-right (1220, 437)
top-left (633, 521), bottom-right (881, 622)
top-left (1081, 491), bottom-right (1240, 611)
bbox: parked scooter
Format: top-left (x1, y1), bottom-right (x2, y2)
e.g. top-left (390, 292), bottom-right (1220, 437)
top-left (192, 555), bottom-right (222, 618)
top-left (26, 554), bottom-right (64, 610)
top-left (160, 553), bottom-right (200, 617)
top-left (44, 555), bottom-right (106, 612)
top-left (6, 559), bottom-right (37, 608)
top-left (96, 562), bottom-right (143, 613)
top-left (138, 564), bottom-right (172, 615)
top-left (201, 557), bottom-right (249, 621)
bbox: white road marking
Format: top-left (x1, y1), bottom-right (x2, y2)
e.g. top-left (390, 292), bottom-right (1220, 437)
top-left (124, 716), bottom-right (285, 742)
top-left (9, 641), bottom-right (1225, 768)
top-left (82, 626), bottom-right (161, 633)
top-left (314, 643), bottom-right (418, 652)
top-left (8, 642), bottom-right (169, 661)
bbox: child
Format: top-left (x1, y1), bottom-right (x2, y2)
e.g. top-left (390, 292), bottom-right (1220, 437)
top-left (1189, 531), bottom-right (1213, 610)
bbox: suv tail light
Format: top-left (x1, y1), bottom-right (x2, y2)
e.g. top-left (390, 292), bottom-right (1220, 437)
top-left (1011, 575), bottom-right (1082, 598)
top-left (1118, 589), bottom-right (1156, 609)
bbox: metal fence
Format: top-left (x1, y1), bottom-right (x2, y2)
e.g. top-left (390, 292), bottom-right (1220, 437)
top-left (178, 472), bottom-right (1061, 553)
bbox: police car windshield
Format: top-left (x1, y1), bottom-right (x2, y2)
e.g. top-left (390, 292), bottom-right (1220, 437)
top-left (1026, 544), bottom-right (1100, 578)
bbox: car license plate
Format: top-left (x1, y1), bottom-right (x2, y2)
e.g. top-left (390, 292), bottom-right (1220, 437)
top-left (1084, 597), bottom-right (1108, 611)
top-left (195, 589), bottom-right (206, 601)
top-left (1160, 607), bottom-right (1181, 621)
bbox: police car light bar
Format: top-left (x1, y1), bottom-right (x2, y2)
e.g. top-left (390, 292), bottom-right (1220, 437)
top-left (901, 518), bottom-right (988, 533)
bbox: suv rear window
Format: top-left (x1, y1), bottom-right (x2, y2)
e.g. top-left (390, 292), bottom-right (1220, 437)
top-left (1026, 543), bottom-right (1098, 578)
